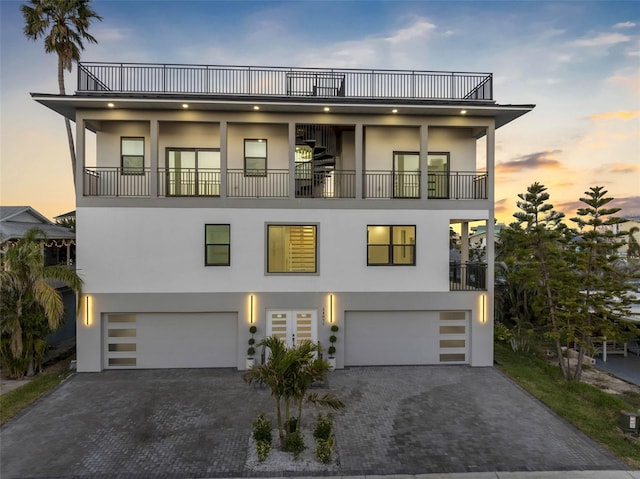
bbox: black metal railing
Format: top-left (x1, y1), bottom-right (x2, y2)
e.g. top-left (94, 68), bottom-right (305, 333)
top-left (83, 167), bottom-right (150, 196)
top-left (428, 172), bottom-right (487, 199)
top-left (364, 171), bottom-right (421, 199)
top-left (227, 169), bottom-right (289, 197)
top-left (77, 62), bottom-right (494, 101)
top-left (158, 168), bottom-right (221, 197)
top-left (295, 170), bottom-right (356, 198)
top-left (450, 262), bottom-right (487, 291)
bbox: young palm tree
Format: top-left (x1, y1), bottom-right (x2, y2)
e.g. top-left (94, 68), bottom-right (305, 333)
top-left (22, 0), bottom-right (102, 183)
top-left (243, 336), bottom-right (344, 446)
top-left (0, 228), bottom-right (83, 377)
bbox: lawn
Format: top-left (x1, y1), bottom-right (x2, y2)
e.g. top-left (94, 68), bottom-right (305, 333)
top-left (495, 342), bottom-right (640, 468)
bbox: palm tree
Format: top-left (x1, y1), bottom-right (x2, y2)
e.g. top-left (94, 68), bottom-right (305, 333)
top-left (22, 0), bottom-right (102, 183)
top-left (0, 228), bottom-right (83, 378)
top-left (243, 336), bottom-right (344, 446)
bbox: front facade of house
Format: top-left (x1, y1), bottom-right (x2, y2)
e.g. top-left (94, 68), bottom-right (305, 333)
top-left (34, 64), bottom-right (533, 372)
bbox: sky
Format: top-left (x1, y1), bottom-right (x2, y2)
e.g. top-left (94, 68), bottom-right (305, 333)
top-left (1, 0), bottom-right (638, 224)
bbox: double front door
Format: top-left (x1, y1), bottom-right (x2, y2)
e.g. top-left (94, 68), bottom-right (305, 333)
top-left (267, 309), bottom-right (318, 348)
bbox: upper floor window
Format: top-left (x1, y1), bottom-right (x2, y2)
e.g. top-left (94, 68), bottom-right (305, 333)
top-left (367, 225), bottom-right (416, 266)
top-left (166, 149), bottom-right (220, 196)
top-left (267, 224), bottom-right (317, 273)
top-left (121, 137), bottom-right (144, 175)
top-left (245, 139), bottom-right (267, 177)
top-left (205, 224), bottom-right (230, 266)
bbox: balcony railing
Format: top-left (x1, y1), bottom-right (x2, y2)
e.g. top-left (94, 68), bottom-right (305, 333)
top-left (158, 168), bottom-right (220, 197)
top-left (450, 262), bottom-right (487, 291)
top-left (83, 167), bottom-right (150, 196)
top-left (295, 170), bottom-right (356, 198)
top-left (227, 169), bottom-right (289, 198)
top-left (78, 63), bottom-right (493, 101)
top-left (83, 167), bottom-right (487, 200)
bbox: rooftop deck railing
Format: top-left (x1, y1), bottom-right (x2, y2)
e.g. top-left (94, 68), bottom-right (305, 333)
top-left (77, 63), bottom-right (493, 101)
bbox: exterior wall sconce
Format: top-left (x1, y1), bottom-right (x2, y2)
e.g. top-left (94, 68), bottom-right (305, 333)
top-left (329, 293), bottom-right (334, 323)
top-left (250, 294), bottom-right (255, 324)
top-left (85, 295), bottom-right (90, 326)
top-left (481, 294), bottom-right (486, 323)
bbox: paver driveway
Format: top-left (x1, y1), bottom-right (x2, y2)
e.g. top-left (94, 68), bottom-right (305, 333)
top-left (0, 366), bottom-right (626, 478)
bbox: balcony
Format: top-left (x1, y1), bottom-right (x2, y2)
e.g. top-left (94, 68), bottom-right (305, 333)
top-left (83, 167), bottom-right (487, 200)
top-left (78, 63), bottom-right (493, 101)
top-left (450, 261), bottom-right (487, 291)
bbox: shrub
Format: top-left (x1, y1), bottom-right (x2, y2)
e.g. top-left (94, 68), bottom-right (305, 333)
top-left (256, 440), bottom-right (271, 461)
top-left (494, 322), bottom-right (511, 342)
top-left (329, 335), bottom-right (337, 343)
top-left (249, 325), bottom-right (257, 334)
top-left (330, 324), bottom-right (339, 333)
top-left (327, 346), bottom-right (336, 356)
top-left (248, 338), bottom-right (256, 346)
top-left (284, 416), bottom-right (298, 433)
top-left (313, 413), bottom-right (333, 440)
top-left (315, 436), bottom-right (334, 463)
top-left (247, 346), bottom-right (256, 356)
top-left (252, 413), bottom-right (272, 444)
top-left (283, 430), bottom-right (306, 458)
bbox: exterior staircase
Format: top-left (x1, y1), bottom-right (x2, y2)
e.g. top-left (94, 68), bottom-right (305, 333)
top-left (295, 125), bottom-right (337, 198)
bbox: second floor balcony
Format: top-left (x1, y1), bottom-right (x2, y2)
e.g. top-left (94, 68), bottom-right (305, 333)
top-left (83, 167), bottom-right (487, 200)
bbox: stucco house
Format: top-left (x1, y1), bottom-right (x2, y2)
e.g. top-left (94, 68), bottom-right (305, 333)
top-left (33, 63), bottom-right (533, 371)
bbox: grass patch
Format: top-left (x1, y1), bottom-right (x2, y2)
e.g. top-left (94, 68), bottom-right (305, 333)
top-left (495, 342), bottom-right (640, 468)
top-left (0, 369), bottom-right (72, 426)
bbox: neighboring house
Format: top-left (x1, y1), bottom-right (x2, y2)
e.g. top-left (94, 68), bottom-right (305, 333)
top-left (0, 206), bottom-right (77, 343)
top-left (469, 223), bottom-right (505, 250)
top-left (613, 216), bottom-right (640, 259)
top-left (33, 63), bottom-right (533, 372)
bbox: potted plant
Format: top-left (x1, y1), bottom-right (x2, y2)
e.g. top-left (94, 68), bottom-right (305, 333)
top-left (247, 325), bottom-right (257, 369)
top-left (327, 324), bottom-right (338, 370)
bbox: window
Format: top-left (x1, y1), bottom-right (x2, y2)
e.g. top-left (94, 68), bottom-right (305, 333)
top-left (205, 225), bottom-right (230, 266)
top-left (393, 152), bottom-right (420, 198)
top-left (367, 225), bottom-right (416, 266)
top-left (167, 149), bottom-right (220, 196)
top-left (267, 225), bottom-right (317, 273)
top-left (428, 152), bottom-right (450, 198)
top-left (121, 137), bottom-right (144, 175)
top-left (244, 139), bottom-right (267, 176)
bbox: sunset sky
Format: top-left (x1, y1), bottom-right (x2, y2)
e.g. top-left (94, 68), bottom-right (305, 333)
top-left (1, 0), bottom-right (638, 224)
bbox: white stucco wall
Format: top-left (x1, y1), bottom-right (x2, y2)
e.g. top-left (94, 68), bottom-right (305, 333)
top-left (77, 207), bottom-right (487, 294)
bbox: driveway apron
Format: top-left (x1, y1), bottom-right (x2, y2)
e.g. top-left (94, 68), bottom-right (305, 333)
top-left (0, 366), bottom-right (627, 478)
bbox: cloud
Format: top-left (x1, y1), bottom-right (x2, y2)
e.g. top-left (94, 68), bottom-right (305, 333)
top-left (495, 198), bottom-right (510, 216)
top-left (496, 150), bottom-right (563, 173)
top-left (385, 18), bottom-right (436, 44)
top-left (570, 32), bottom-right (631, 48)
top-left (607, 163), bottom-right (640, 174)
top-left (606, 74), bottom-right (640, 94)
top-left (589, 110), bottom-right (640, 121)
top-left (614, 22), bottom-right (637, 29)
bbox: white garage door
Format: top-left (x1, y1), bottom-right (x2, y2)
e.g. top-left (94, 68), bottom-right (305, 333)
top-left (344, 311), bottom-right (468, 366)
top-left (104, 312), bottom-right (238, 369)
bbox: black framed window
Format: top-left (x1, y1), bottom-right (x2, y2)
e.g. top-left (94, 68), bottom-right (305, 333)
top-left (367, 225), bottom-right (416, 266)
top-left (205, 224), bottom-right (230, 266)
top-left (267, 225), bottom-right (317, 273)
top-left (244, 139), bottom-right (267, 176)
top-left (121, 137), bottom-right (144, 175)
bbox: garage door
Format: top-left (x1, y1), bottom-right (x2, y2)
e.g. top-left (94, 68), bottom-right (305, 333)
top-left (344, 311), bottom-right (468, 366)
top-left (104, 312), bottom-right (238, 369)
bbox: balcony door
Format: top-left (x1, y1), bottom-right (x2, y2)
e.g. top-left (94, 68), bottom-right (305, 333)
top-left (393, 152), bottom-right (420, 198)
top-left (428, 152), bottom-right (449, 199)
top-left (166, 149), bottom-right (220, 196)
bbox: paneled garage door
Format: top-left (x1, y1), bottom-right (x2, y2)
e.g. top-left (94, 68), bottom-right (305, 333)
top-left (344, 311), bottom-right (468, 366)
top-left (104, 312), bottom-right (238, 369)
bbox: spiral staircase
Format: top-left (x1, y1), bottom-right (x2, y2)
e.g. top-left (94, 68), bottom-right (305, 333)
top-left (295, 124), bottom-right (337, 198)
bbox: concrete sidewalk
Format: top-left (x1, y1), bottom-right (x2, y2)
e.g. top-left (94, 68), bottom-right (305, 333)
top-left (0, 366), bottom-right (632, 478)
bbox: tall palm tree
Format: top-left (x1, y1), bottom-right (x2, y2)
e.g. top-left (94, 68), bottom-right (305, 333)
top-left (22, 0), bottom-right (102, 183)
top-left (0, 228), bottom-right (83, 377)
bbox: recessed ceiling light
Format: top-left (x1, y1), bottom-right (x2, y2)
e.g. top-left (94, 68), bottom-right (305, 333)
top-left (392, 109), bottom-right (398, 114)
top-left (182, 104), bottom-right (189, 109)
top-left (107, 103), bottom-right (115, 108)
top-left (253, 105), bottom-right (260, 110)
top-left (323, 107), bottom-right (330, 112)
top-left (460, 110), bottom-right (467, 115)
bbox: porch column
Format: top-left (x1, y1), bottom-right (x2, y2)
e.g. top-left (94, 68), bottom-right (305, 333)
top-left (149, 119), bottom-right (159, 198)
top-left (420, 124), bottom-right (429, 199)
top-left (75, 116), bottom-right (85, 195)
top-left (461, 221), bottom-right (469, 263)
top-left (355, 123), bottom-right (363, 199)
top-left (485, 123), bottom-right (496, 328)
top-left (288, 121), bottom-right (296, 199)
top-left (219, 121), bottom-right (227, 198)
